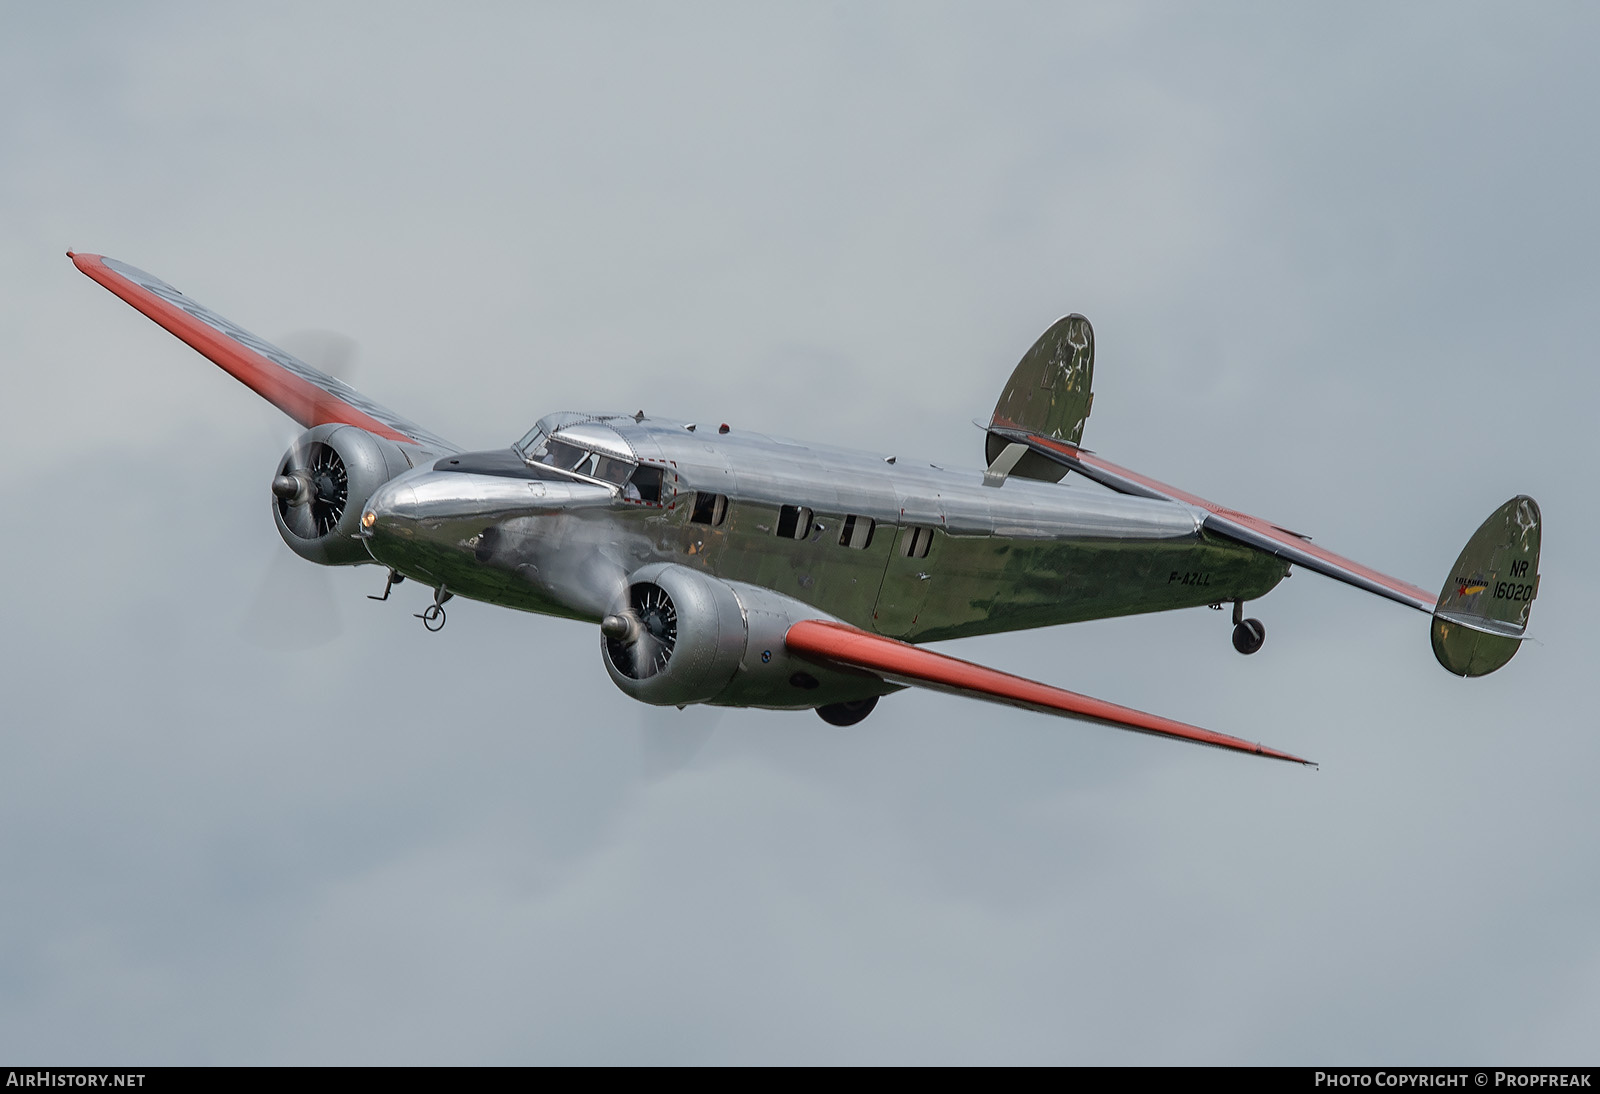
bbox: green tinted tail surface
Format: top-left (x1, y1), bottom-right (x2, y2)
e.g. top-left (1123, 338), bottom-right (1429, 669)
top-left (1431, 496), bottom-right (1541, 677)
top-left (986, 314), bottom-right (1095, 481)
top-left (990, 314), bottom-right (1094, 442)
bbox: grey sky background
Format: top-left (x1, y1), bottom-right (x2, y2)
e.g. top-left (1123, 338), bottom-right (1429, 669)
top-left (1, 2), bottom-right (1596, 1064)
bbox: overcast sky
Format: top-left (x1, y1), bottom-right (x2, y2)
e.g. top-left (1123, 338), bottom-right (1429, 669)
top-left (2, 2), bottom-right (1596, 1064)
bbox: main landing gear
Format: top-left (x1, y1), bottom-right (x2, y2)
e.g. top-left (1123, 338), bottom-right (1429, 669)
top-left (816, 696), bottom-right (879, 726)
top-left (1230, 600), bottom-right (1266, 655)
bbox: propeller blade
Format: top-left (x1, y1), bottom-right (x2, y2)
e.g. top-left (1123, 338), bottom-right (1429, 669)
top-left (635, 703), bottom-right (720, 781)
top-left (238, 541), bottom-right (342, 651)
top-left (275, 329), bottom-right (359, 382)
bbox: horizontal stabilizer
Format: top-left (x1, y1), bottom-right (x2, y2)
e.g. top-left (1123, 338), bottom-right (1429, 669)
top-left (1431, 496), bottom-right (1541, 676)
top-left (69, 252), bottom-right (457, 453)
top-left (786, 619), bottom-right (1312, 765)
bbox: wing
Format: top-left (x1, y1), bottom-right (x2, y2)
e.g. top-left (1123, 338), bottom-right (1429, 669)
top-left (69, 252), bottom-right (458, 453)
top-left (786, 619), bottom-right (1313, 765)
top-left (987, 423), bottom-right (1437, 612)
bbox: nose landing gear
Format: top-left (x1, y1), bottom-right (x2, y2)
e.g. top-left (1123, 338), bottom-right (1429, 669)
top-left (1230, 601), bottom-right (1265, 655)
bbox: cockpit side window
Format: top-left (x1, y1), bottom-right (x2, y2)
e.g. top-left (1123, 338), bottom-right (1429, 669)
top-left (631, 465), bottom-right (665, 504)
top-left (518, 429), bottom-right (581, 469)
top-left (541, 439), bottom-right (589, 471)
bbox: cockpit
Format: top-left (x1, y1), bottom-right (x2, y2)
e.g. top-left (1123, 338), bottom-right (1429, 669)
top-left (514, 414), bottom-right (665, 503)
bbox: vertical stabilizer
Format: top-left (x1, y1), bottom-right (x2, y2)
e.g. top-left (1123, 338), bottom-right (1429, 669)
top-left (1431, 496), bottom-right (1541, 676)
top-left (985, 314), bottom-right (1094, 482)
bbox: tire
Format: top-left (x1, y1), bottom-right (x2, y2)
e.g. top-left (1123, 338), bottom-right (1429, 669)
top-left (816, 696), bottom-right (879, 726)
top-left (1232, 618), bottom-right (1266, 655)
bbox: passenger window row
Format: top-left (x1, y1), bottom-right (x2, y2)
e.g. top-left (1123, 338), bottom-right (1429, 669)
top-left (688, 492), bottom-right (930, 557)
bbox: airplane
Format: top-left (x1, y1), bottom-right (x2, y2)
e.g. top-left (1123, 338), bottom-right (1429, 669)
top-left (68, 251), bottom-right (1543, 768)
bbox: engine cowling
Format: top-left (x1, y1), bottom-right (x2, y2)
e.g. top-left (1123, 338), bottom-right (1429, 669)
top-left (272, 424), bottom-right (414, 566)
top-left (600, 563), bottom-right (895, 710)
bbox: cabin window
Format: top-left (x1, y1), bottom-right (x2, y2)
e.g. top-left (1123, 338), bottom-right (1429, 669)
top-left (901, 525), bottom-right (933, 559)
top-left (776, 505), bottom-right (814, 540)
top-left (690, 492), bottom-right (727, 526)
top-left (838, 514), bottom-right (875, 549)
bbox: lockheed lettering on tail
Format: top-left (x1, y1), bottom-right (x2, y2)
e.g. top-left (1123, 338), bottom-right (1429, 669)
top-left (70, 252), bottom-right (1545, 767)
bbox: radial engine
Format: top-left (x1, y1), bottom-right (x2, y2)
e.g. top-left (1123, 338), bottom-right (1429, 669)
top-left (270, 424), bottom-right (415, 566)
top-left (601, 563), bottom-right (895, 713)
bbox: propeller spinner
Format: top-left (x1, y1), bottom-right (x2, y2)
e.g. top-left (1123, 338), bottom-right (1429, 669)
top-left (604, 583), bottom-right (678, 680)
top-left (273, 441), bottom-right (349, 539)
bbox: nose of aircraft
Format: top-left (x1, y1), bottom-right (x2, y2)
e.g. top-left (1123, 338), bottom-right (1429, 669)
top-left (361, 467), bottom-right (616, 572)
top-left (360, 475), bottom-right (418, 537)
top-left (357, 474), bottom-right (437, 571)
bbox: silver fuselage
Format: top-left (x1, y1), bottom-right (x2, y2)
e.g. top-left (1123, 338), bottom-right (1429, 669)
top-left (361, 416), bottom-right (1287, 642)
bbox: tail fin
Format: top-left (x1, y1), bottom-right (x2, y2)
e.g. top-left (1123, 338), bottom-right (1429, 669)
top-left (1431, 496), bottom-right (1541, 676)
top-left (985, 314), bottom-right (1094, 483)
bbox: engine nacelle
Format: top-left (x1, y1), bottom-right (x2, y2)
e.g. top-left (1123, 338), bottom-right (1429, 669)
top-left (601, 563), bottom-right (895, 710)
top-left (272, 424), bottom-right (414, 566)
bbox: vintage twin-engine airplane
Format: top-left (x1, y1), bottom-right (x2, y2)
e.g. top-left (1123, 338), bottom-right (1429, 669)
top-left (71, 251), bottom-right (1543, 767)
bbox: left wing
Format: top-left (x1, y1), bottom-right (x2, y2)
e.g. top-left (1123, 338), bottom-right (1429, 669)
top-left (70, 252), bottom-right (457, 453)
top-left (786, 619), bottom-right (1313, 765)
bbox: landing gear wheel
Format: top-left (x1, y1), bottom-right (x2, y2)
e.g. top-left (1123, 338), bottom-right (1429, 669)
top-left (415, 586), bottom-right (452, 633)
top-left (1232, 618), bottom-right (1266, 655)
top-left (816, 696), bottom-right (879, 726)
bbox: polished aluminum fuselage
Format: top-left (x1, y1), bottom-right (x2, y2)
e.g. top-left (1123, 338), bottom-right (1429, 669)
top-left (362, 417), bottom-right (1287, 642)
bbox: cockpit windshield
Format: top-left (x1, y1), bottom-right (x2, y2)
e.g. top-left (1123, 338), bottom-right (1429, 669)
top-left (514, 421), bottom-right (664, 503)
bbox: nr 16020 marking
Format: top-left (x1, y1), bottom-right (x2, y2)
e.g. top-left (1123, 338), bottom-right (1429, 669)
top-left (1494, 580), bottom-right (1536, 601)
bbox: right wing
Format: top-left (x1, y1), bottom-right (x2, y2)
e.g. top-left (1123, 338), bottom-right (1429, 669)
top-left (786, 619), bottom-right (1313, 766)
top-left (987, 424), bottom-right (1541, 677)
top-left (988, 423), bottom-right (1438, 613)
top-left (70, 252), bottom-right (458, 454)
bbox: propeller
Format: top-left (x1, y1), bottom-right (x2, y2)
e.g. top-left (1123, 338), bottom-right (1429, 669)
top-left (239, 331), bottom-right (362, 651)
top-left (634, 703), bottom-right (721, 781)
top-left (602, 581), bottom-right (721, 777)
top-left (239, 541), bottom-right (342, 651)
top-left (275, 329), bottom-right (359, 384)
top-left (260, 329), bottom-right (362, 456)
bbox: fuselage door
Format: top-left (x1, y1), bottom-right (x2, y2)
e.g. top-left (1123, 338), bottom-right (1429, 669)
top-left (872, 495), bottom-right (945, 638)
